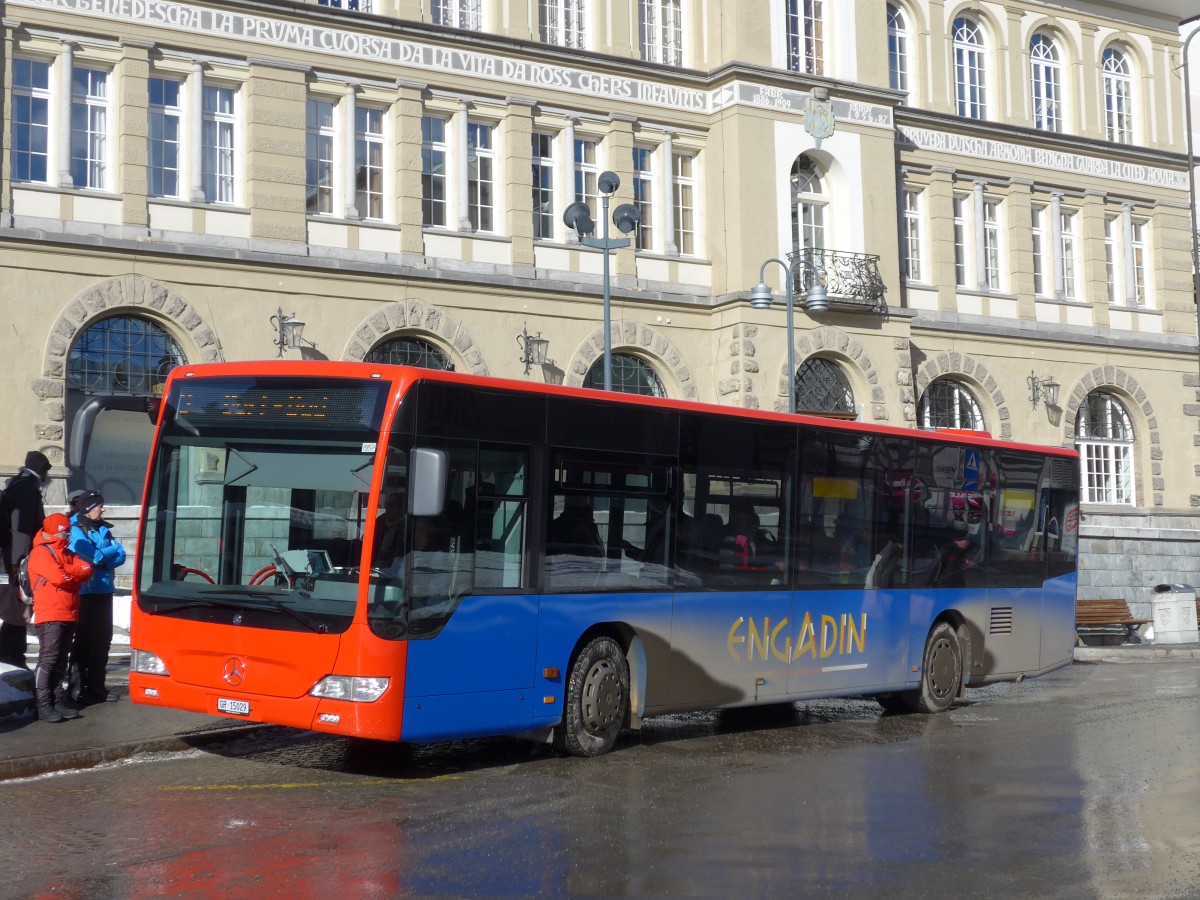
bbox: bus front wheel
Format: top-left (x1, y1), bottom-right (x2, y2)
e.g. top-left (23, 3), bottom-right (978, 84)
top-left (555, 636), bottom-right (630, 758)
top-left (901, 622), bottom-right (962, 713)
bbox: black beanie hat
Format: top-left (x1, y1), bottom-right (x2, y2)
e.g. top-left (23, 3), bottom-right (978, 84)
top-left (77, 490), bottom-right (104, 514)
top-left (24, 451), bottom-right (51, 476)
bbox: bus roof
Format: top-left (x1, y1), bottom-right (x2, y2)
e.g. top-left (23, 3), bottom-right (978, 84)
top-left (164, 359), bottom-right (1079, 460)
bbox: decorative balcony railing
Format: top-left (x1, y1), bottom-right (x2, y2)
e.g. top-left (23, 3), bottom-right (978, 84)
top-left (788, 249), bottom-right (887, 314)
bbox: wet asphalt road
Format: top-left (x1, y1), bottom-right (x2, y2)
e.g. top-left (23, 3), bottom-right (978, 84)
top-left (5, 660), bottom-right (1200, 899)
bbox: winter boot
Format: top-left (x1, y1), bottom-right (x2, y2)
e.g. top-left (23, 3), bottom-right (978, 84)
top-left (38, 707), bottom-right (65, 724)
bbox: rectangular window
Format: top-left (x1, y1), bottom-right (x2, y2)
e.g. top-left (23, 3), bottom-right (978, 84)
top-left (432, 0), bottom-right (480, 29)
top-left (1104, 214), bottom-right (1119, 304)
top-left (467, 122), bottom-right (494, 233)
top-left (421, 115), bottom-right (447, 228)
top-left (632, 146), bottom-right (654, 251)
top-left (149, 78), bottom-right (183, 199)
top-left (902, 188), bottom-right (921, 282)
top-left (786, 0), bottom-right (823, 75)
top-left (1131, 219), bottom-right (1147, 307)
top-left (574, 138), bottom-right (598, 209)
top-left (1081, 442), bottom-right (1133, 505)
top-left (540, 0), bottom-right (585, 48)
top-left (12, 58), bottom-right (51, 184)
top-left (306, 98), bottom-right (335, 216)
top-left (1032, 206), bottom-right (1046, 296)
top-left (355, 106), bottom-right (383, 220)
top-left (71, 67), bottom-right (109, 190)
top-left (1060, 210), bottom-right (1076, 300)
top-left (202, 85), bottom-right (236, 204)
top-left (982, 199), bottom-right (1001, 291)
top-left (952, 195), bottom-right (967, 288)
top-left (532, 132), bottom-right (555, 240)
top-left (673, 153), bottom-right (695, 256)
top-left (640, 0), bottom-right (682, 66)
top-left (318, 0), bottom-right (373, 10)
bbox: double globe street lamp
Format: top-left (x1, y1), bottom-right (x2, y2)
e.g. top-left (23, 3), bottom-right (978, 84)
top-left (563, 171), bottom-right (641, 392)
top-left (749, 257), bottom-right (829, 414)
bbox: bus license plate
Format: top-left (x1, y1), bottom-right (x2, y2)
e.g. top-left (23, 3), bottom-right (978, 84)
top-left (217, 698), bottom-right (250, 716)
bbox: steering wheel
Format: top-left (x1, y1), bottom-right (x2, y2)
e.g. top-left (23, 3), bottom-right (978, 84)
top-left (249, 565), bottom-right (278, 586)
top-left (174, 566), bottom-right (215, 584)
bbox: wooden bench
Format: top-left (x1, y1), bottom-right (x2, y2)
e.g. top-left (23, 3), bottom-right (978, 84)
top-left (1075, 599), bottom-right (1151, 646)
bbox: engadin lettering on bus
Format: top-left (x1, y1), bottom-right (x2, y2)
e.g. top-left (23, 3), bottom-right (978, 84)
top-left (727, 612), bottom-right (868, 665)
top-left (11, 0), bottom-right (709, 114)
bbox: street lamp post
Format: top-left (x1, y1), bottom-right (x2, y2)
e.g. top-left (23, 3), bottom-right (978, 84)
top-left (749, 257), bottom-right (829, 414)
top-left (563, 172), bottom-right (640, 391)
top-left (1183, 26), bottom-right (1200, 380)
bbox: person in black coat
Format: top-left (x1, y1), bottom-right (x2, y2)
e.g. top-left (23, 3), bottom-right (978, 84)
top-left (0, 451), bottom-right (51, 669)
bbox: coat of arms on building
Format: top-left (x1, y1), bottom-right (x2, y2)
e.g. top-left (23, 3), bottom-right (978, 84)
top-left (803, 87), bottom-right (835, 150)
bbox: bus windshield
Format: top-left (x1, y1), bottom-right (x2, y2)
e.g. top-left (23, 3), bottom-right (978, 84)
top-left (137, 376), bottom-right (390, 633)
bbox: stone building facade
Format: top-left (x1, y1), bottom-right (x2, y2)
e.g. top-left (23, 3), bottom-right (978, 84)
top-left (0, 0), bottom-right (1195, 610)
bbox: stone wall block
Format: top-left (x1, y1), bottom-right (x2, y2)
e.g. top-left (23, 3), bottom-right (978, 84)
top-left (180, 310), bottom-right (202, 332)
top-left (961, 357), bottom-right (976, 375)
top-left (729, 340), bottom-right (742, 357)
top-left (201, 347), bottom-right (221, 363)
top-left (731, 361), bottom-right (742, 374)
top-left (53, 317), bottom-right (75, 340)
top-left (32, 379), bottom-right (63, 400)
top-left (897, 370), bottom-right (912, 386)
top-left (48, 336), bottom-right (69, 358)
top-left (193, 327), bottom-right (215, 349)
top-left (1151, 447), bottom-right (1163, 461)
top-left (406, 300), bottom-right (423, 326)
top-left (423, 308), bottom-right (443, 335)
top-left (150, 283), bottom-right (169, 309)
top-left (872, 404), bottom-right (887, 420)
top-left (44, 401), bottom-right (64, 422)
top-left (35, 424), bottom-right (63, 441)
top-left (684, 384), bottom-right (698, 400)
top-left (717, 379), bottom-right (738, 396)
top-left (743, 360), bottom-right (760, 374)
top-left (354, 325), bottom-right (376, 346)
top-left (666, 348), bottom-right (681, 367)
top-left (165, 295), bottom-right (188, 319)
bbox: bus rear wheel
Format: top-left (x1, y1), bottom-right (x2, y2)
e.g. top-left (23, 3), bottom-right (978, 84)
top-left (901, 622), bottom-right (962, 713)
top-left (555, 636), bottom-right (629, 758)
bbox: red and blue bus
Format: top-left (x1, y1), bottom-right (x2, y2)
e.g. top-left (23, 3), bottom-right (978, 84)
top-left (74, 361), bottom-right (1078, 756)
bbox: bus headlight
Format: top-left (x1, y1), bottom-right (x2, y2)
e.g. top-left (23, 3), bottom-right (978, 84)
top-left (131, 649), bottom-right (170, 676)
top-left (310, 676), bottom-right (389, 703)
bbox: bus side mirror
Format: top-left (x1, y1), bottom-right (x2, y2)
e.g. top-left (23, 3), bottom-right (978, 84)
top-left (409, 448), bottom-right (447, 517)
top-left (68, 395), bottom-right (161, 470)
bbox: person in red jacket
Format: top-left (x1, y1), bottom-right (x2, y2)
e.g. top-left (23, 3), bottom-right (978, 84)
top-left (30, 513), bottom-right (92, 723)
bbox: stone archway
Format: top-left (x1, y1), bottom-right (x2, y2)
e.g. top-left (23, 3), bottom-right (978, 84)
top-left (563, 322), bottom-right (697, 400)
top-left (914, 352), bottom-right (1012, 440)
top-left (344, 300), bottom-right (488, 376)
top-left (36, 274), bottom-right (222, 466)
top-left (752, 325), bottom-right (889, 421)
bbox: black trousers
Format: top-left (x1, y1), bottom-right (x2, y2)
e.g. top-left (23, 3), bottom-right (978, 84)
top-left (0, 620), bottom-right (27, 666)
top-left (70, 592), bottom-right (113, 700)
top-left (34, 620), bottom-right (76, 711)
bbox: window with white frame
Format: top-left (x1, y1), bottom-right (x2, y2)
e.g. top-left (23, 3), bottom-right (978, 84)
top-left (790, 155), bottom-right (825, 259)
top-left (1105, 211), bottom-right (1150, 307)
top-left (953, 194), bottom-right (968, 288)
top-left (574, 138), bottom-right (598, 208)
top-left (1102, 46), bottom-right (1132, 144)
top-left (1059, 209), bottom-right (1077, 299)
top-left (1131, 218), bottom-right (1147, 306)
top-left (902, 187), bottom-right (921, 282)
top-left (149, 77), bottom-right (183, 199)
top-left (887, 4), bottom-right (908, 95)
top-left (1032, 205), bottom-right (1047, 296)
top-left (786, 0), bottom-right (823, 75)
top-left (422, 115), bottom-right (448, 228)
top-left (467, 122), bottom-right (494, 232)
top-left (673, 152), bottom-right (695, 256)
top-left (640, 0), bottom-right (682, 66)
top-left (12, 58), bottom-right (51, 184)
top-left (306, 98), bottom-right (335, 216)
top-left (982, 199), bottom-right (1001, 291)
top-left (953, 17), bottom-right (986, 120)
top-left (355, 106), bottom-right (383, 220)
top-left (532, 132), bottom-right (555, 240)
top-left (202, 84), bottom-right (235, 204)
top-left (1076, 392), bottom-right (1134, 505)
top-left (918, 379), bottom-right (984, 431)
top-left (1029, 33), bottom-right (1062, 132)
top-left (319, 0), bottom-right (372, 10)
top-left (1104, 214), bottom-right (1118, 304)
top-left (71, 67), bottom-right (109, 190)
top-left (432, 0), bottom-right (480, 29)
top-left (540, 0), bottom-right (585, 48)
top-left (632, 145), bottom-right (654, 251)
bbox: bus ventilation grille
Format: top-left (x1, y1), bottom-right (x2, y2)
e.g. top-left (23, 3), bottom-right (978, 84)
top-left (989, 607), bottom-right (1014, 635)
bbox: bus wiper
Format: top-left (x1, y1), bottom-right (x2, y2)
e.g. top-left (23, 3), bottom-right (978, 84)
top-left (243, 591), bottom-right (328, 634)
top-left (181, 588), bottom-right (329, 634)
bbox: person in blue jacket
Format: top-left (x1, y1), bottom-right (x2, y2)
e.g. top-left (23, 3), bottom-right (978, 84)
top-left (67, 490), bottom-right (126, 704)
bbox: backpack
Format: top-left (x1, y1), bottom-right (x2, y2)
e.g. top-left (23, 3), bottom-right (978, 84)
top-left (17, 545), bottom-right (56, 601)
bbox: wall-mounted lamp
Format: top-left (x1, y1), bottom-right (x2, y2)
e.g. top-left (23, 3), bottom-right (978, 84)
top-left (271, 307), bottom-right (307, 357)
top-left (1027, 371), bottom-right (1060, 408)
top-left (516, 324), bottom-right (550, 376)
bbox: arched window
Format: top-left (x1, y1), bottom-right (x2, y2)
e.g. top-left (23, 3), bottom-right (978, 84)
top-left (584, 353), bottom-right (666, 397)
top-left (67, 315), bottom-right (186, 502)
top-left (1030, 33), bottom-right (1062, 132)
top-left (887, 4), bottom-right (909, 95)
top-left (365, 336), bottom-right (454, 370)
top-left (790, 155), bottom-right (826, 261)
top-left (1076, 391), bottom-right (1135, 505)
top-left (952, 16), bottom-right (986, 119)
top-left (794, 358), bottom-right (854, 415)
top-left (918, 379), bottom-right (984, 431)
top-left (1102, 46), bottom-right (1132, 144)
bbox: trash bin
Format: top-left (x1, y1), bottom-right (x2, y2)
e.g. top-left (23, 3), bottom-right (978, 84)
top-left (1152, 584), bottom-right (1199, 644)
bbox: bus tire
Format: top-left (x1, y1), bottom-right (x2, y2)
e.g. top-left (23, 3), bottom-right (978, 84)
top-left (902, 621), bottom-right (962, 713)
top-left (554, 636), bottom-right (629, 757)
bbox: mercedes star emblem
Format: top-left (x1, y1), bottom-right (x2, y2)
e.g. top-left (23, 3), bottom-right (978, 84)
top-left (223, 657), bottom-right (246, 687)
